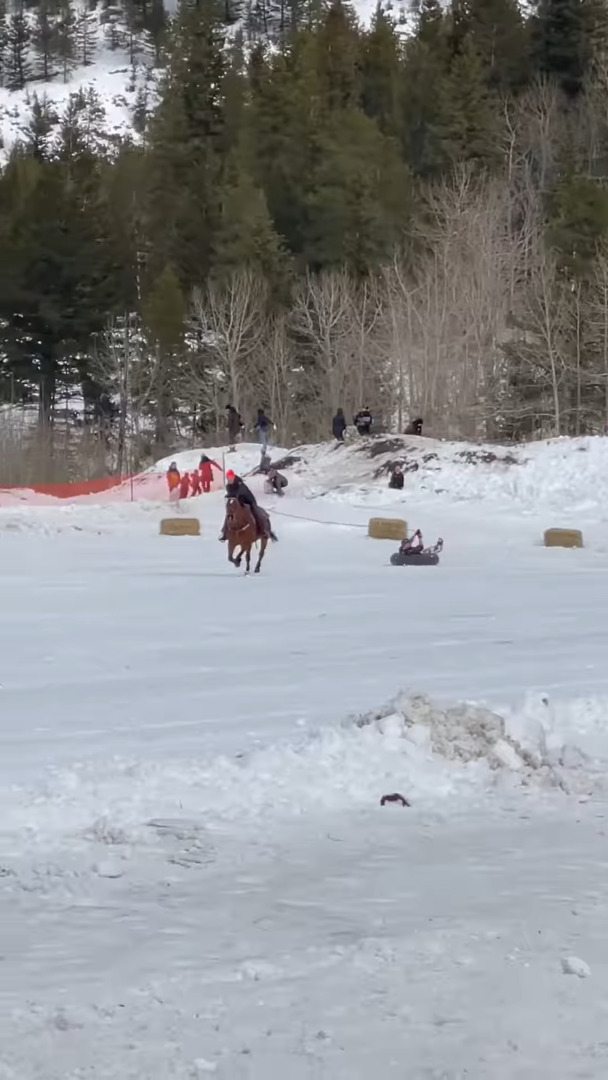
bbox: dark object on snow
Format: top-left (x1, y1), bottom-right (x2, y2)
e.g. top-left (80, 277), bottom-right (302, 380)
top-left (270, 453), bottom-right (301, 471)
top-left (388, 465), bottom-right (404, 490)
top-left (405, 417), bottom-right (423, 436)
top-left (354, 408), bottom-right (372, 436)
top-left (332, 408), bottom-right (346, 441)
top-left (380, 793), bottom-right (410, 807)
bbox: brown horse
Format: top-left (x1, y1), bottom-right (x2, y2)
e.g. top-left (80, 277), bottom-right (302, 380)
top-left (224, 497), bottom-right (277, 573)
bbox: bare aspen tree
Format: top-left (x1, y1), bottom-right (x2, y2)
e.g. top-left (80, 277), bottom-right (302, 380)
top-left (289, 271), bottom-right (386, 437)
top-left (580, 248), bottom-right (608, 428)
top-left (263, 314), bottom-right (297, 445)
top-left (508, 240), bottom-right (573, 435)
top-left (93, 314), bottom-right (166, 473)
top-left (189, 271), bottom-right (268, 431)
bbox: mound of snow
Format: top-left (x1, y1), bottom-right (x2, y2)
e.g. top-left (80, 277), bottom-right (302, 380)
top-left (269, 433), bottom-right (608, 516)
top-left (4, 691), bottom-right (608, 858)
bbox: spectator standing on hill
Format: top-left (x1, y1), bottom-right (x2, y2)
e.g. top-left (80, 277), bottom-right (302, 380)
top-left (199, 453), bottom-right (221, 493)
top-left (178, 470), bottom-right (191, 500)
top-left (354, 407), bottom-right (372, 436)
top-left (166, 462), bottom-right (180, 501)
top-left (332, 408), bottom-right (346, 441)
top-left (389, 464), bottom-right (404, 490)
top-left (405, 417), bottom-right (423, 436)
top-left (226, 405), bottom-right (243, 451)
top-left (254, 408), bottom-right (273, 452)
top-left (190, 470), bottom-right (202, 496)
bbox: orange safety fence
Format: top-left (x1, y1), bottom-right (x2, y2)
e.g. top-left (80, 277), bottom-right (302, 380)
top-left (0, 469), bottom-right (225, 506)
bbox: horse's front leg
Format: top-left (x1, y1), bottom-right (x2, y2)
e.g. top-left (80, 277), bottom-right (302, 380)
top-left (245, 546), bottom-right (251, 573)
top-left (227, 538), bottom-right (240, 566)
top-left (254, 536), bottom-right (268, 573)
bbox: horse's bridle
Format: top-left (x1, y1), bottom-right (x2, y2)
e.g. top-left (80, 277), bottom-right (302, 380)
top-left (226, 497), bottom-right (251, 534)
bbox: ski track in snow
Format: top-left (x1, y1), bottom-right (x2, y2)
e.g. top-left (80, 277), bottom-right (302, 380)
top-left (2, 436), bottom-right (608, 1078)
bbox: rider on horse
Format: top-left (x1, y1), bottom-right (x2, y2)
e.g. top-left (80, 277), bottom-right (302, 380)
top-left (219, 469), bottom-right (270, 540)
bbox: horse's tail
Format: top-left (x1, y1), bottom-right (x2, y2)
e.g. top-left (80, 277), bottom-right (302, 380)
top-left (270, 530), bottom-right (278, 542)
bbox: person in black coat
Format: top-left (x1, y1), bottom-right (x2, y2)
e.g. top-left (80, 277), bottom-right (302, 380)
top-left (354, 407), bottom-right (372, 436)
top-left (405, 417), bottom-right (423, 436)
top-left (388, 464), bottom-right (404, 490)
top-left (220, 469), bottom-right (268, 538)
top-left (332, 408), bottom-right (346, 441)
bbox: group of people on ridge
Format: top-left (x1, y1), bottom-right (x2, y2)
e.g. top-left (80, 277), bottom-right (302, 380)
top-left (332, 409), bottom-right (424, 441)
top-left (226, 405), bottom-right (273, 452)
top-left (166, 454), bottom-right (222, 500)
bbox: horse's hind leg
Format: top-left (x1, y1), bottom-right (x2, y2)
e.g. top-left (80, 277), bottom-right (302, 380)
top-left (254, 537), bottom-right (267, 573)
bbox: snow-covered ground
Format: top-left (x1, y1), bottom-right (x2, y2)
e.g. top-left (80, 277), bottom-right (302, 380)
top-left (2, 435), bottom-right (608, 1078)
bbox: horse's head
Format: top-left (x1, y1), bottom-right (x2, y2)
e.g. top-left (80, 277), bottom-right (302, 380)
top-left (226, 496), bottom-right (253, 529)
top-left (225, 496), bottom-right (240, 525)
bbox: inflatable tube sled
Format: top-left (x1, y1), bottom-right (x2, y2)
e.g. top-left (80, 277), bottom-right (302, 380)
top-left (391, 534), bottom-right (443, 566)
top-left (391, 550), bottom-right (440, 566)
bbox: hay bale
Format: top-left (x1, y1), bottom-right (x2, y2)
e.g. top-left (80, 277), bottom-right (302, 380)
top-left (543, 527), bottom-right (583, 549)
top-left (368, 517), bottom-right (407, 541)
top-left (160, 517), bottom-right (200, 537)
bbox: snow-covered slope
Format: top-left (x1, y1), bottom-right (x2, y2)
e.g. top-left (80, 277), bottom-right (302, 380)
top-left (2, 432), bottom-right (608, 1079)
top-left (3, 433), bottom-right (608, 519)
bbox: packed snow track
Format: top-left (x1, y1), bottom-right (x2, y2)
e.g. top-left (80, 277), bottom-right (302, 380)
top-left (2, 438), bottom-right (608, 1078)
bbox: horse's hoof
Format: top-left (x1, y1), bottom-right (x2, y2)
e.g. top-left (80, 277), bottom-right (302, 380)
top-left (254, 566), bottom-right (261, 574)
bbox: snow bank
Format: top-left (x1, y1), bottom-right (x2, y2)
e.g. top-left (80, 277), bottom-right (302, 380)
top-left (4, 692), bottom-right (607, 855)
top-left (283, 434), bottom-right (608, 516)
top-left (4, 432), bottom-right (608, 524)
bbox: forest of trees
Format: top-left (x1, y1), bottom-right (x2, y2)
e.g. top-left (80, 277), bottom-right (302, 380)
top-left (3, 0), bottom-right (608, 479)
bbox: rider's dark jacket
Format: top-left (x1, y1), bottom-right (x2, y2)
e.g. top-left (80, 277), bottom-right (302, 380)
top-left (226, 476), bottom-right (258, 508)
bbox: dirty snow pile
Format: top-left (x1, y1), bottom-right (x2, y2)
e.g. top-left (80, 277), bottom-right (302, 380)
top-left (282, 433), bottom-right (608, 516)
top-left (353, 691), bottom-right (608, 802)
top-left (4, 692), bottom-right (608, 863)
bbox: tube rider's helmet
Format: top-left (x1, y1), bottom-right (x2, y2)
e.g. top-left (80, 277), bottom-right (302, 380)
top-left (226, 469), bottom-right (235, 484)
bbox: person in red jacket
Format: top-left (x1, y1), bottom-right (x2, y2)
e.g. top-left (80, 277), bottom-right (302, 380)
top-left (199, 454), bottom-right (221, 494)
top-left (190, 470), bottom-right (202, 496)
top-left (179, 471), bottom-right (191, 500)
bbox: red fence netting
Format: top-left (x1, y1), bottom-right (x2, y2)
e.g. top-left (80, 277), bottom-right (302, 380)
top-left (0, 470), bottom-right (224, 507)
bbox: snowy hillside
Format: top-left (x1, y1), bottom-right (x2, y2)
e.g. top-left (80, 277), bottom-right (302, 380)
top-left (0, 2), bottom-right (157, 160)
top-left (2, 433), bottom-right (608, 1077)
top-left (0, 0), bottom-right (409, 159)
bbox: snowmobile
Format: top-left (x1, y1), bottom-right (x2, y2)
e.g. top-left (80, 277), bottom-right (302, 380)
top-left (390, 530), bottom-right (443, 566)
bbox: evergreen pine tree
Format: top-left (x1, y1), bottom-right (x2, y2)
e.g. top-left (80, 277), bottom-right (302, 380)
top-left (74, 3), bottom-right (97, 66)
top-left (6, 6), bottom-right (31, 90)
top-left (33, 0), bottom-right (58, 81)
top-left (303, 109), bottom-right (413, 273)
top-left (444, 36), bottom-right (500, 165)
top-left (144, 0), bottom-right (230, 288)
top-left (531, 0), bottom-right (595, 96)
top-left (359, 6), bottom-right (402, 136)
top-left (213, 149), bottom-right (289, 286)
top-left (56, 0), bottom-right (76, 82)
top-left (449, 0), bottom-right (530, 90)
top-left (18, 94), bottom-right (59, 159)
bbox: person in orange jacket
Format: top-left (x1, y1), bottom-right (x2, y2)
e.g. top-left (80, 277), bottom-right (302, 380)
top-left (166, 462), bottom-right (180, 501)
top-left (199, 454), bottom-right (221, 494)
top-left (190, 469), bottom-right (202, 496)
top-left (178, 470), bottom-right (191, 499)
